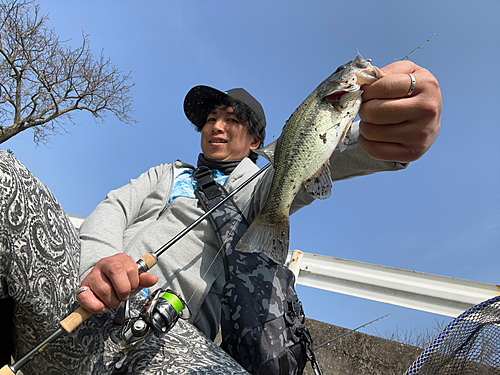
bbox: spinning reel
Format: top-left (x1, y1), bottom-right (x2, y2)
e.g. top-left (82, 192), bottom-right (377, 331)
top-left (113, 288), bottom-right (190, 373)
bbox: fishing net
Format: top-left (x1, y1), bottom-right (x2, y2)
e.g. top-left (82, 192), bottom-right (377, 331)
top-left (404, 296), bottom-right (500, 375)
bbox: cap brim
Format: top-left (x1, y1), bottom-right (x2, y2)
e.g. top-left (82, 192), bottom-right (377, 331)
top-left (184, 86), bottom-right (228, 129)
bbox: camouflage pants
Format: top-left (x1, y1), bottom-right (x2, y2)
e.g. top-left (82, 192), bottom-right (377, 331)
top-left (0, 150), bottom-right (248, 375)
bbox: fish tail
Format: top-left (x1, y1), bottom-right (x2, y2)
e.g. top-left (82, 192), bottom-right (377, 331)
top-left (235, 213), bottom-right (290, 265)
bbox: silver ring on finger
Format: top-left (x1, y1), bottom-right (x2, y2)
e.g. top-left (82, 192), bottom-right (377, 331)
top-left (405, 74), bottom-right (416, 97)
top-left (76, 286), bottom-right (92, 298)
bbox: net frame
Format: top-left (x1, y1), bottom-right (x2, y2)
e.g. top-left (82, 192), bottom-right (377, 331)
top-left (405, 296), bottom-right (500, 375)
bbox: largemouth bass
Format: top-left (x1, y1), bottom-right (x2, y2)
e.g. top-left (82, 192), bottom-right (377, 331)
top-left (235, 56), bottom-right (380, 264)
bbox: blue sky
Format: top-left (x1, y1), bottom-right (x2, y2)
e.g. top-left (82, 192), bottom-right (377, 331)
top-left (3, 0), bottom-right (500, 346)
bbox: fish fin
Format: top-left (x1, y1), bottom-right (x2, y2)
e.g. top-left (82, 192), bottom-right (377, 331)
top-left (305, 162), bottom-right (332, 200)
top-left (235, 214), bottom-right (289, 265)
top-left (254, 139), bottom-right (277, 164)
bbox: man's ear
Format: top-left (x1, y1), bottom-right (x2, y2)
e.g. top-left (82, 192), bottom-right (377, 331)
top-left (249, 134), bottom-right (261, 151)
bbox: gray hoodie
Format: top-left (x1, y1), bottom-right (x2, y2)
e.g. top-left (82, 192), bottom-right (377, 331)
top-left (78, 121), bottom-right (407, 339)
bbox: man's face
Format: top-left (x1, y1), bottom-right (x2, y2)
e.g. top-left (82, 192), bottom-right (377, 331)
top-left (201, 107), bottom-right (261, 161)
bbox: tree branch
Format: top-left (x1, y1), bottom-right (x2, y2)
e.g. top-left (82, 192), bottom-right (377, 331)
top-left (0, 0), bottom-right (135, 145)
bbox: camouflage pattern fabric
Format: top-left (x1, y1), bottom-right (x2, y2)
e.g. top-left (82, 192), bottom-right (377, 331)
top-left (193, 166), bottom-right (317, 375)
top-left (193, 166), bottom-right (249, 264)
top-left (0, 151), bottom-right (249, 374)
top-left (221, 250), bottom-right (308, 374)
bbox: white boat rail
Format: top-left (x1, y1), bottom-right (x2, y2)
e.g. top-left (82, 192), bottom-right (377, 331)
top-left (69, 215), bottom-right (499, 317)
top-left (286, 250), bottom-right (500, 317)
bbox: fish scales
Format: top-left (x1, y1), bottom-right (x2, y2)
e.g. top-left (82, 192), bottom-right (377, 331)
top-left (236, 57), bottom-right (380, 264)
top-left (268, 94), bottom-right (342, 216)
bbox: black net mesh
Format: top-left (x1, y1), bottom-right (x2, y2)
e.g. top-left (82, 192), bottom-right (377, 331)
top-left (405, 296), bottom-right (500, 375)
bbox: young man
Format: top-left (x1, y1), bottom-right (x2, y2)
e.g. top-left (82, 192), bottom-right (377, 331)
top-left (0, 60), bottom-right (441, 374)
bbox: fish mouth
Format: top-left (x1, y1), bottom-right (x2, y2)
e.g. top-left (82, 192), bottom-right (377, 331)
top-left (323, 90), bottom-right (362, 111)
top-left (324, 91), bottom-right (349, 103)
top-left (319, 58), bottom-right (380, 102)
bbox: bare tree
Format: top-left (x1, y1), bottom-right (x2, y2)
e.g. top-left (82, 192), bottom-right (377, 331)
top-left (0, 0), bottom-right (135, 145)
top-left (372, 319), bottom-right (448, 349)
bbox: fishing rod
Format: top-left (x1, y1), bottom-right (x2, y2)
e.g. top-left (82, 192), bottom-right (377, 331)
top-left (400, 33), bottom-right (437, 61)
top-left (1, 163), bottom-right (272, 375)
top-left (313, 314), bottom-right (390, 350)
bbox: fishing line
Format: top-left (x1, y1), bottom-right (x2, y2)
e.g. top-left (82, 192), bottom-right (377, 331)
top-left (185, 163), bottom-right (272, 308)
top-left (2, 163), bottom-right (273, 375)
top-left (185, 211), bottom-right (239, 307)
top-left (356, 48), bottom-right (365, 60)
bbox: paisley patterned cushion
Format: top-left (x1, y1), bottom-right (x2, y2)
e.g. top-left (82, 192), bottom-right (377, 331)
top-left (0, 150), bottom-right (248, 375)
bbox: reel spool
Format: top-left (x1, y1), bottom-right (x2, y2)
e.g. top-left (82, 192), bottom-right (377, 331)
top-left (142, 288), bottom-right (190, 334)
top-left (114, 289), bottom-right (190, 373)
top-left (121, 288), bottom-right (190, 351)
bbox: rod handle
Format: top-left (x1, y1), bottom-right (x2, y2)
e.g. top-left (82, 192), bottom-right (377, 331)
top-left (141, 253), bottom-right (157, 269)
top-left (0, 365), bottom-right (15, 375)
top-left (137, 252), bottom-right (158, 274)
top-left (59, 306), bottom-right (93, 333)
top-left (60, 253), bottom-right (156, 333)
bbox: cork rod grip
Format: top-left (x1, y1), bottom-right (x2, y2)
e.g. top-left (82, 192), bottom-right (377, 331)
top-left (0, 365), bottom-right (15, 375)
top-left (60, 253), bottom-right (156, 333)
top-left (139, 253), bottom-right (157, 272)
top-left (59, 306), bottom-right (93, 333)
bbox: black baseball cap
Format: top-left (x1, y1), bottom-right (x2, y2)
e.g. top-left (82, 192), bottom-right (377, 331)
top-left (183, 85), bottom-right (266, 141)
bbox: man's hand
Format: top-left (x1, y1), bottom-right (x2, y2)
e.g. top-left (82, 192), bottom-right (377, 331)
top-left (77, 253), bottom-right (158, 313)
top-left (359, 60), bottom-right (442, 163)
